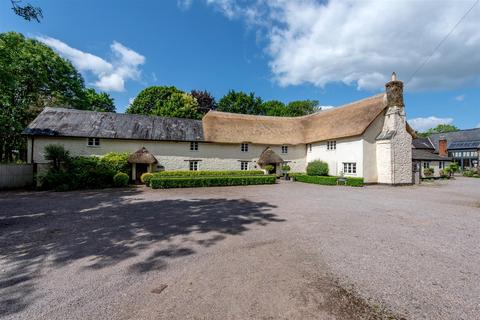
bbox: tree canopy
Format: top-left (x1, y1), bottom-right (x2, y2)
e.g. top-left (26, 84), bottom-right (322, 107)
top-left (0, 32), bottom-right (115, 161)
top-left (83, 88), bottom-right (116, 112)
top-left (191, 90), bottom-right (216, 113)
top-left (217, 90), bottom-right (264, 115)
top-left (418, 124), bottom-right (459, 138)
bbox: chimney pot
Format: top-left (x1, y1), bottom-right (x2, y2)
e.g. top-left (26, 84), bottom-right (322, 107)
top-left (385, 72), bottom-right (404, 108)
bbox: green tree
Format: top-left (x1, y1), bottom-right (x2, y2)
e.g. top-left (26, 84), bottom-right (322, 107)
top-left (83, 88), bottom-right (115, 112)
top-left (262, 100), bottom-right (287, 116)
top-left (0, 32), bottom-right (86, 161)
top-left (160, 92), bottom-right (202, 119)
top-left (217, 90), bottom-right (264, 115)
top-left (126, 86), bottom-right (182, 115)
top-left (44, 144), bottom-right (70, 171)
top-left (418, 124), bottom-right (459, 138)
top-left (285, 100), bottom-right (319, 117)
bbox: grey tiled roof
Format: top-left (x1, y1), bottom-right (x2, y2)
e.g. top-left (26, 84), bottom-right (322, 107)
top-left (412, 138), bottom-right (434, 149)
top-left (412, 149), bottom-right (451, 161)
top-left (24, 107), bottom-right (204, 142)
top-left (429, 128), bottom-right (480, 150)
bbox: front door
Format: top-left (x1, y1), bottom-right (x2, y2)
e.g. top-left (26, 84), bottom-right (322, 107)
top-left (135, 164), bottom-right (148, 184)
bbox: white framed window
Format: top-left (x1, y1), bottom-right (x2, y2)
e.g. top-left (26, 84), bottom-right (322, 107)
top-left (240, 161), bottom-right (248, 171)
top-left (190, 141), bottom-right (198, 151)
top-left (281, 145), bottom-right (288, 154)
top-left (241, 143), bottom-right (249, 152)
top-left (343, 162), bottom-right (356, 174)
top-left (423, 162), bottom-right (430, 169)
top-left (189, 160), bottom-right (199, 171)
top-left (439, 161), bottom-right (444, 169)
top-left (307, 144), bottom-right (312, 152)
top-left (87, 137), bottom-right (100, 147)
top-left (327, 141), bottom-right (336, 150)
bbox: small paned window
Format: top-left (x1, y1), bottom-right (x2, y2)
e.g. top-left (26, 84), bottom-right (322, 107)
top-left (189, 160), bottom-right (199, 171)
top-left (190, 141), bottom-right (198, 151)
top-left (241, 143), bottom-right (249, 152)
top-left (423, 162), bottom-right (430, 169)
top-left (281, 145), bottom-right (288, 154)
top-left (87, 138), bottom-right (100, 146)
top-left (327, 141), bottom-right (336, 150)
top-left (343, 162), bottom-right (356, 174)
top-left (240, 161), bottom-right (248, 171)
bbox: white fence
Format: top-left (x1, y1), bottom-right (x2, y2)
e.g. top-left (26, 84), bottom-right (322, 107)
top-left (0, 164), bottom-right (34, 189)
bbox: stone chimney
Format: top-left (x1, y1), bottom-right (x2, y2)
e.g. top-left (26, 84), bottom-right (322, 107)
top-left (439, 137), bottom-right (448, 157)
top-left (385, 72), bottom-right (404, 109)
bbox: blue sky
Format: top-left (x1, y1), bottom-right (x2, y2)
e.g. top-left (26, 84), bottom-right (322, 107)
top-left (1, 0), bottom-right (479, 131)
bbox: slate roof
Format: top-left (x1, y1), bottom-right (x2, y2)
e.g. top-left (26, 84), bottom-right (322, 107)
top-left (412, 138), bottom-right (434, 149)
top-left (24, 107), bottom-right (204, 142)
top-left (412, 149), bottom-right (451, 161)
top-left (429, 128), bottom-right (480, 150)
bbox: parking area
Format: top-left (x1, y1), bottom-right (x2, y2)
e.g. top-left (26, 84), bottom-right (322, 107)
top-left (1, 178), bottom-right (479, 319)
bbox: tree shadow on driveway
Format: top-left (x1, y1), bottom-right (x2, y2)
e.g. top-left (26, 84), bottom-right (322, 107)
top-left (0, 188), bottom-right (283, 316)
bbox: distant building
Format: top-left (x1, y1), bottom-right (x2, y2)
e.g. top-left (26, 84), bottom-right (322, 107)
top-left (429, 129), bottom-right (480, 170)
top-left (412, 138), bottom-right (451, 178)
top-left (25, 74), bottom-right (415, 185)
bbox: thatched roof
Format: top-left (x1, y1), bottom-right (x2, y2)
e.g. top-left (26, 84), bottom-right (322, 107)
top-left (24, 107), bottom-right (204, 142)
top-left (257, 147), bottom-right (284, 165)
top-left (128, 147), bottom-right (157, 164)
top-left (203, 94), bottom-right (399, 145)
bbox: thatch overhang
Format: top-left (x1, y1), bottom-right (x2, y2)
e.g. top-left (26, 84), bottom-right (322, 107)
top-left (128, 147), bottom-right (158, 164)
top-left (257, 147), bottom-right (284, 165)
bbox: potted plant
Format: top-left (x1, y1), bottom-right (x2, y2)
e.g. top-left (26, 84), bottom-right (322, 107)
top-left (281, 164), bottom-right (291, 180)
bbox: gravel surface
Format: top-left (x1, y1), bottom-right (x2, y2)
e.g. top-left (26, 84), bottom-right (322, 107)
top-left (0, 177), bottom-right (479, 319)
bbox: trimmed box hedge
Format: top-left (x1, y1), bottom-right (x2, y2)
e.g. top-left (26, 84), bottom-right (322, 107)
top-left (294, 175), bottom-right (364, 187)
top-left (152, 170), bottom-right (265, 178)
top-left (150, 175), bottom-right (276, 189)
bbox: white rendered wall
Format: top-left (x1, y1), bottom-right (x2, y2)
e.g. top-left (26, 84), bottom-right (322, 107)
top-left (30, 137), bottom-right (306, 172)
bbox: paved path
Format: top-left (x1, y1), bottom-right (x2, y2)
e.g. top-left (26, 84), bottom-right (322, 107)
top-left (1, 177), bottom-right (479, 319)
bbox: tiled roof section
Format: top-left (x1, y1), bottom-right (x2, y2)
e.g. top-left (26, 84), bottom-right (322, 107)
top-left (24, 107), bottom-right (205, 142)
top-left (412, 138), bottom-right (434, 149)
top-left (429, 128), bottom-right (480, 150)
top-left (412, 149), bottom-right (452, 161)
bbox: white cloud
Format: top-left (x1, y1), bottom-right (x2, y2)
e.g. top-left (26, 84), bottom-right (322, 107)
top-left (37, 36), bottom-right (145, 92)
top-left (408, 116), bottom-right (454, 132)
top-left (455, 94), bottom-right (465, 102)
top-left (193, 0), bottom-right (480, 91)
top-left (477, 123), bottom-right (480, 128)
top-left (319, 105), bottom-right (335, 110)
top-left (178, 0), bottom-right (193, 10)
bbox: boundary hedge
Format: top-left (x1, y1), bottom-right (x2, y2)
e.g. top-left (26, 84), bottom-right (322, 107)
top-left (152, 170), bottom-right (265, 178)
top-left (294, 175), bottom-right (364, 187)
top-left (150, 175), bottom-right (276, 189)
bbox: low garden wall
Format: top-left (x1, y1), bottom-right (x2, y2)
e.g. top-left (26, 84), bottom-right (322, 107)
top-left (0, 164), bottom-right (34, 189)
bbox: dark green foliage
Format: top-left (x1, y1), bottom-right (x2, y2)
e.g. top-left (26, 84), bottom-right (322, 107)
top-left (262, 100), bottom-right (286, 116)
top-left (152, 170), bottom-right (265, 177)
top-left (281, 165), bottom-right (291, 172)
top-left (217, 90), bottom-right (263, 115)
top-left (83, 88), bottom-right (115, 112)
top-left (44, 144), bottom-right (70, 171)
top-left (191, 90), bottom-right (216, 113)
top-left (285, 100), bottom-right (319, 117)
top-left (150, 175), bottom-right (276, 189)
top-left (306, 160), bottom-right (329, 176)
top-left (264, 165), bottom-right (275, 174)
top-left (417, 124), bottom-right (459, 138)
top-left (295, 175), bottom-right (364, 187)
top-left (113, 172), bottom-right (129, 187)
top-left (141, 172), bottom-right (154, 186)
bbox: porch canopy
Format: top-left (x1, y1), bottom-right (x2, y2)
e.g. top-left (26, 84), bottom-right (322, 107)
top-left (257, 147), bottom-right (284, 166)
top-left (128, 147), bottom-right (158, 164)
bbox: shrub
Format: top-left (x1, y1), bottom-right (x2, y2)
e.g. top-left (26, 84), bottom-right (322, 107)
top-left (294, 175), bottom-right (364, 187)
top-left (423, 167), bottom-right (434, 177)
top-left (463, 170), bottom-right (475, 177)
top-left (264, 165), bottom-right (275, 174)
top-left (44, 144), bottom-right (70, 171)
top-left (141, 172), bottom-right (154, 186)
top-left (113, 172), bottom-right (129, 187)
top-left (150, 175), bottom-right (276, 189)
top-left (281, 165), bottom-right (291, 172)
top-left (152, 170), bottom-right (265, 177)
top-left (306, 160), bottom-right (329, 176)
top-left (100, 152), bottom-right (130, 174)
top-left (439, 169), bottom-right (448, 178)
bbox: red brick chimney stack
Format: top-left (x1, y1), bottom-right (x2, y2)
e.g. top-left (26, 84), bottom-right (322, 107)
top-left (439, 137), bottom-right (448, 157)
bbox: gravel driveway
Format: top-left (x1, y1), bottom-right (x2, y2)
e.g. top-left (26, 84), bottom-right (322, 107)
top-left (1, 177), bottom-right (479, 319)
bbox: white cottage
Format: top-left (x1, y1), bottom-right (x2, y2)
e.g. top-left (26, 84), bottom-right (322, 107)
top-left (25, 74), bottom-right (415, 184)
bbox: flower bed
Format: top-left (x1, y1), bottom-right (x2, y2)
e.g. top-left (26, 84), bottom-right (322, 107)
top-left (294, 175), bottom-right (364, 187)
top-left (150, 175), bottom-right (276, 189)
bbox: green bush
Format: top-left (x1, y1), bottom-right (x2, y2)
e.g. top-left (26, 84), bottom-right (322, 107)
top-left (150, 175), bottom-right (276, 189)
top-left (281, 165), bottom-right (291, 171)
top-left (294, 175), bottom-right (364, 187)
top-left (423, 167), bottom-right (434, 177)
top-left (152, 170), bottom-right (265, 177)
top-left (306, 160), bottom-right (329, 176)
top-left (463, 170), bottom-right (475, 177)
top-left (264, 165), bottom-right (275, 173)
top-left (100, 152), bottom-right (130, 174)
top-left (141, 172), bottom-right (154, 186)
top-left (113, 172), bottom-right (130, 187)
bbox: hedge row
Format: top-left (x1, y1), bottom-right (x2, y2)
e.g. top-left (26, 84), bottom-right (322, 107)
top-left (150, 175), bottom-right (276, 189)
top-left (152, 170), bottom-right (265, 177)
top-left (294, 175), bottom-right (364, 187)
